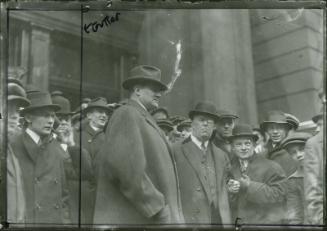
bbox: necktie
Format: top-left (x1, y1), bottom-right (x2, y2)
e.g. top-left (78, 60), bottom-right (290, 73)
top-left (201, 142), bottom-right (207, 152)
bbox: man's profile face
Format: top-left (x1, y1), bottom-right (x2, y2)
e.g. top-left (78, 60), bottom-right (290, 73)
top-left (87, 108), bottom-right (108, 129)
top-left (216, 117), bottom-right (235, 138)
top-left (192, 114), bottom-right (215, 142)
top-left (231, 137), bottom-right (255, 159)
top-left (135, 83), bottom-right (163, 111)
top-left (25, 108), bottom-right (56, 136)
top-left (8, 102), bottom-right (21, 137)
top-left (265, 123), bottom-right (289, 144)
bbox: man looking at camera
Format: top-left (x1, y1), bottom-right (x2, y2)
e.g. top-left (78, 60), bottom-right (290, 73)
top-left (173, 101), bottom-right (231, 225)
top-left (94, 65), bottom-right (184, 225)
top-left (227, 124), bottom-right (287, 224)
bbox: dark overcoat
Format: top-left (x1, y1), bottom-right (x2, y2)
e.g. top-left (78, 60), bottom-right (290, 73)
top-left (172, 138), bottom-right (231, 225)
top-left (229, 154), bottom-right (287, 224)
top-left (93, 99), bottom-right (184, 225)
top-left (11, 132), bottom-right (70, 224)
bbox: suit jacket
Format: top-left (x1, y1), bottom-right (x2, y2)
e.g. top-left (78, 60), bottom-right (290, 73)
top-left (173, 138), bottom-right (231, 225)
top-left (303, 130), bottom-right (323, 225)
top-left (93, 99), bottom-right (184, 225)
top-left (11, 132), bottom-right (70, 224)
top-left (229, 154), bottom-right (287, 224)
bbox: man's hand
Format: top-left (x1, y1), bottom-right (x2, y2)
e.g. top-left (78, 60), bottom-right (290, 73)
top-left (56, 125), bottom-right (75, 147)
top-left (227, 179), bottom-right (240, 193)
top-left (239, 174), bottom-right (251, 189)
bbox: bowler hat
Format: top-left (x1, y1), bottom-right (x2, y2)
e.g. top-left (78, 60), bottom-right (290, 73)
top-left (25, 84), bottom-right (41, 94)
top-left (281, 132), bottom-right (312, 148)
top-left (8, 78), bottom-right (30, 107)
top-left (51, 94), bottom-right (74, 115)
top-left (51, 91), bottom-right (63, 97)
top-left (284, 113), bottom-right (300, 130)
top-left (189, 101), bottom-right (219, 121)
top-left (83, 97), bottom-right (112, 114)
top-left (20, 91), bottom-right (61, 115)
top-left (157, 119), bottom-right (174, 132)
top-left (122, 65), bottom-right (167, 91)
top-left (228, 124), bottom-right (258, 142)
top-left (260, 110), bottom-right (291, 130)
top-left (312, 107), bottom-right (324, 123)
top-left (217, 109), bottom-right (239, 120)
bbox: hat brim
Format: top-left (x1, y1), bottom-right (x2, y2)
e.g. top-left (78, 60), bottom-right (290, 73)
top-left (228, 134), bottom-right (258, 142)
top-left (312, 113), bottom-right (323, 123)
top-left (8, 95), bottom-right (30, 108)
top-left (83, 105), bottom-right (113, 114)
top-left (218, 115), bottom-right (239, 120)
top-left (20, 104), bottom-right (61, 115)
top-left (260, 121), bottom-right (291, 130)
top-left (158, 124), bottom-right (174, 132)
top-left (122, 77), bottom-right (168, 91)
top-left (56, 112), bottom-right (75, 116)
top-left (281, 139), bottom-right (306, 148)
top-left (189, 111), bottom-right (219, 122)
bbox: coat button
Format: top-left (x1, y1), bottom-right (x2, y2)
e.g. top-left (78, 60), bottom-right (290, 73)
top-left (54, 204), bottom-right (60, 209)
top-left (88, 139), bottom-right (92, 143)
top-left (53, 178), bottom-right (58, 184)
top-left (196, 187), bottom-right (201, 191)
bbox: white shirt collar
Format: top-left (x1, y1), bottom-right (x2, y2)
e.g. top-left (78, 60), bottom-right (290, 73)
top-left (60, 143), bottom-right (68, 152)
top-left (25, 128), bottom-right (41, 145)
top-left (191, 134), bottom-right (209, 151)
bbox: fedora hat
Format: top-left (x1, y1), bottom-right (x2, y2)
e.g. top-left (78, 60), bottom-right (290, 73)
top-left (83, 97), bottom-right (112, 114)
top-left (228, 124), bottom-right (258, 142)
top-left (189, 101), bottom-right (219, 121)
top-left (8, 78), bottom-right (30, 108)
top-left (21, 91), bottom-right (61, 115)
top-left (122, 65), bottom-right (167, 91)
top-left (281, 132), bottom-right (312, 148)
top-left (312, 107), bottom-right (324, 123)
top-left (260, 110), bottom-right (291, 130)
top-left (51, 94), bottom-right (74, 115)
top-left (284, 113), bottom-right (300, 130)
top-left (217, 109), bottom-right (239, 120)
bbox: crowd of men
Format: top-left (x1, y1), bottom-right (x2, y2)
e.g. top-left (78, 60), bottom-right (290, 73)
top-left (5, 65), bottom-right (325, 226)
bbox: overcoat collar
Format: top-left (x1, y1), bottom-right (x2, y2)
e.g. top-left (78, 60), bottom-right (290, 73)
top-left (84, 122), bottom-right (104, 137)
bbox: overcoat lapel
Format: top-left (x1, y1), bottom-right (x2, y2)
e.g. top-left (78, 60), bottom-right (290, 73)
top-left (181, 140), bottom-right (211, 199)
top-left (22, 132), bottom-right (39, 163)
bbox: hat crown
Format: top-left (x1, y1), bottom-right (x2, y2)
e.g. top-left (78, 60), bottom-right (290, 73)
top-left (130, 65), bottom-right (161, 82)
top-left (232, 124), bottom-right (254, 137)
top-left (88, 97), bottom-right (108, 108)
top-left (263, 110), bottom-right (288, 123)
top-left (51, 94), bottom-right (72, 114)
top-left (27, 91), bottom-right (55, 107)
top-left (192, 101), bottom-right (217, 116)
top-left (8, 81), bottom-right (27, 98)
top-left (217, 109), bottom-right (239, 119)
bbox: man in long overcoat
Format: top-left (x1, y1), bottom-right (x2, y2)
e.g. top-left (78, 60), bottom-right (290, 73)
top-left (11, 91), bottom-right (71, 224)
top-left (93, 65), bottom-right (184, 225)
top-left (173, 101), bottom-right (231, 225)
top-left (227, 124), bottom-right (287, 224)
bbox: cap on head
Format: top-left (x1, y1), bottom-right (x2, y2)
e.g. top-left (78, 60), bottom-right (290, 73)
top-left (260, 110), bottom-right (292, 131)
top-left (281, 132), bottom-right (312, 148)
top-left (189, 101), bottom-right (219, 122)
top-left (228, 123), bottom-right (258, 142)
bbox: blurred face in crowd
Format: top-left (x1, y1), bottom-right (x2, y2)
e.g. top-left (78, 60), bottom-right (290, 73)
top-left (192, 114), bottom-right (216, 142)
top-left (285, 143), bottom-right (305, 166)
top-left (231, 137), bottom-right (255, 159)
top-left (253, 130), bottom-right (265, 146)
top-left (179, 126), bottom-right (192, 139)
top-left (25, 108), bottom-right (56, 136)
top-left (265, 123), bottom-right (289, 144)
top-left (87, 108), bottom-right (108, 129)
top-left (133, 83), bottom-right (163, 111)
top-left (216, 117), bottom-right (235, 138)
top-left (56, 114), bottom-right (72, 136)
top-left (8, 101), bottom-right (21, 137)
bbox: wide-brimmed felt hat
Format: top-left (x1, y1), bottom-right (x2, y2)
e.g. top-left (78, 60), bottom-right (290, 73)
top-left (83, 97), bottom-right (112, 114)
top-left (122, 65), bottom-right (167, 91)
top-left (284, 113), bottom-right (300, 130)
top-left (228, 123), bottom-right (258, 142)
top-left (217, 109), bottom-right (239, 120)
top-left (51, 94), bottom-right (74, 115)
top-left (177, 119), bottom-right (192, 132)
top-left (156, 119), bottom-right (174, 132)
top-left (260, 110), bottom-right (292, 130)
top-left (281, 132), bottom-right (312, 148)
top-left (8, 78), bottom-right (30, 108)
top-left (189, 101), bottom-right (219, 121)
top-left (20, 91), bottom-right (61, 115)
top-left (312, 107), bottom-right (324, 123)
